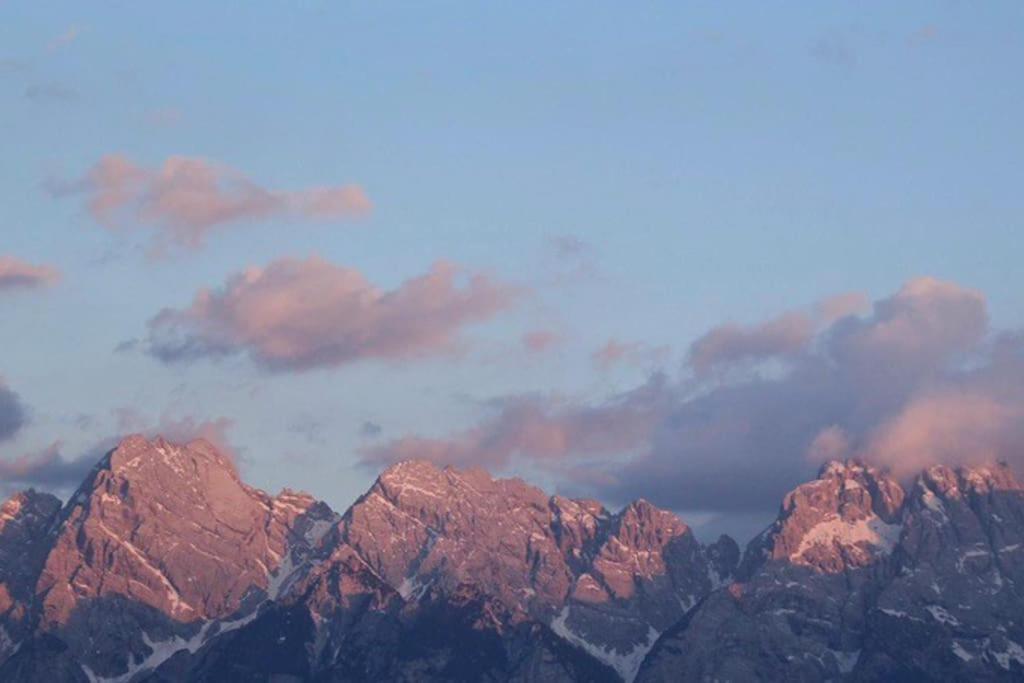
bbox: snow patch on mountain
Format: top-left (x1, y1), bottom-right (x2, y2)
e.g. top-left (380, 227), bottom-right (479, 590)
top-left (792, 515), bottom-right (901, 564)
top-left (550, 607), bottom-right (658, 682)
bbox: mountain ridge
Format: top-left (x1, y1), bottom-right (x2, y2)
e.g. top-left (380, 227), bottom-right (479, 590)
top-left (0, 434), bottom-right (1020, 681)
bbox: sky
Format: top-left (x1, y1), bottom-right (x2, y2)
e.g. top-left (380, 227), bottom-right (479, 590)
top-left (1, 2), bottom-right (1022, 542)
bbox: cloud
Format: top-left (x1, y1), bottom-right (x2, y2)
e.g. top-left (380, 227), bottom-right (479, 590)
top-left (25, 83), bottom-right (78, 102)
top-left (861, 389), bottom-right (1023, 478)
top-left (361, 379), bottom-right (668, 470)
top-left (0, 382), bottom-right (27, 443)
top-left (360, 421), bottom-right (383, 438)
top-left (593, 338), bottom-right (670, 370)
top-left (0, 256), bottom-right (61, 290)
top-left (50, 155), bottom-right (371, 253)
top-left (686, 292), bottom-right (866, 376)
top-left (0, 441), bottom-right (105, 495)
top-left (157, 415), bottom-right (239, 463)
top-left (545, 234), bottom-right (602, 284)
top-left (522, 330), bottom-right (561, 354)
top-left (366, 277), bottom-right (1024, 520)
top-left (114, 408), bottom-right (241, 464)
top-left (549, 235), bottom-right (592, 260)
top-left (288, 414), bottom-right (326, 444)
top-left (146, 108), bottom-right (184, 128)
top-left (48, 25), bottom-right (84, 52)
top-left (144, 257), bottom-right (518, 371)
top-left (0, 413), bottom-right (243, 498)
top-left (908, 25), bottom-right (939, 46)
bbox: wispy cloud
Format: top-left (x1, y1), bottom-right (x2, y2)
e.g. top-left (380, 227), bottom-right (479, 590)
top-left (47, 25), bottom-right (85, 52)
top-left (592, 338), bottom-right (670, 370)
top-left (0, 255), bottom-right (61, 290)
top-left (545, 234), bottom-right (603, 284)
top-left (361, 383), bottom-right (666, 471)
top-left (521, 329), bottom-right (562, 355)
top-left (49, 155), bottom-right (371, 254)
top-left (24, 82), bottom-right (78, 103)
top-left (360, 421), bottom-right (383, 438)
top-left (145, 108), bottom-right (184, 128)
top-left (114, 409), bottom-right (241, 464)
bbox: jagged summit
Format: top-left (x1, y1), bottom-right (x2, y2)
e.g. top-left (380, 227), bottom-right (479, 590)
top-left (639, 458), bottom-right (1024, 682)
top-left (0, 437), bottom-right (1021, 681)
top-left (342, 456), bottom-right (735, 681)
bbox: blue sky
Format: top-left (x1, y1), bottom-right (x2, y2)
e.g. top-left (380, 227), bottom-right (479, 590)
top-left (2, 2), bottom-right (1022, 540)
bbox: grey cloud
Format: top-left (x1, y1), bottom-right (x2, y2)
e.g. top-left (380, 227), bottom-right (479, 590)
top-left (366, 277), bottom-right (1023, 524)
top-left (0, 383), bottom-right (27, 443)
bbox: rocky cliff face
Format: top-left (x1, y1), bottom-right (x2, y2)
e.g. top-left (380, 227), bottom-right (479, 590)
top-left (636, 461), bottom-right (1024, 682)
top-left (2, 435), bottom-right (336, 681)
top-left (0, 489), bottom-right (62, 661)
top-left (327, 460), bottom-right (735, 681)
top-left (169, 459), bottom-right (732, 682)
top-left (0, 435), bottom-right (1020, 682)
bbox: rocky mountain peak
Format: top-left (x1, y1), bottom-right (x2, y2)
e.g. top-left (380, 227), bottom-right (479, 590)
top-left (612, 499), bottom-right (690, 551)
top-left (25, 435), bottom-right (331, 679)
top-left (0, 439), bottom-right (1018, 682)
top-left (0, 490), bottom-right (61, 533)
top-left (0, 489), bottom-right (63, 660)
top-left (640, 459), bottom-right (1024, 682)
top-left (335, 459), bottom-right (737, 681)
top-left (742, 459), bottom-right (904, 575)
top-left (921, 461), bottom-right (1022, 499)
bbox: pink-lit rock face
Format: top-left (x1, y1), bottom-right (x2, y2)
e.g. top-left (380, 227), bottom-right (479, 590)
top-left (750, 460), bottom-right (906, 574)
top-left (35, 435), bottom-right (317, 629)
top-left (0, 436), bottom-right (1021, 682)
top-left (638, 461), bottom-right (1024, 683)
top-left (336, 459), bottom-right (735, 675)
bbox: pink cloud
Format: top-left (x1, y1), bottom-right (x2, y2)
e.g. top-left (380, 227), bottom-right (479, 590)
top-left (0, 256), bottom-right (61, 290)
top-left (54, 155), bottom-right (370, 252)
top-left (113, 409), bottom-right (242, 465)
top-left (863, 389), bottom-right (1024, 477)
top-left (365, 277), bottom-right (1024, 518)
top-left (157, 415), bottom-right (240, 464)
top-left (146, 257), bottom-right (518, 371)
top-left (521, 330), bottom-right (561, 354)
top-left (592, 338), bottom-right (669, 370)
top-left (48, 25), bottom-right (83, 52)
top-left (361, 378), bottom-right (668, 470)
top-left (687, 291), bottom-right (868, 376)
top-left (814, 291), bottom-right (870, 324)
top-left (0, 441), bottom-right (98, 492)
top-left (805, 425), bottom-right (852, 464)
top-left (834, 277), bottom-right (987, 371)
top-left (688, 312), bottom-right (813, 375)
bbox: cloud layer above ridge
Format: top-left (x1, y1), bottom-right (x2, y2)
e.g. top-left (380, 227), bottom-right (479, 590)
top-left (364, 277), bottom-right (1024, 515)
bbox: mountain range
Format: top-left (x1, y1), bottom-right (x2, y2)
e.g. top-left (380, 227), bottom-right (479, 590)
top-left (0, 434), bottom-right (1021, 681)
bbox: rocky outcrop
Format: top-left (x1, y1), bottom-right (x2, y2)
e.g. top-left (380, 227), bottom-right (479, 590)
top-left (0, 490), bottom-right (62, 661)
top-left (858, 463), bottom-right (1024, 680)
top-left (308, 460), bottom-right (734, 681)
top-left (5, 435), bottom-right (336, 680)
top-left (637, 460), bottom-right (1024, 682)
top-left (0, 438), bottom-right (735, 682)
